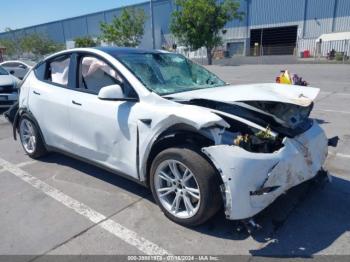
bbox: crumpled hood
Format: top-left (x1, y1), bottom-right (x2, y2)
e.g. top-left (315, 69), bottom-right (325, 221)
top-left (165, 83), bottom-right (320, 107)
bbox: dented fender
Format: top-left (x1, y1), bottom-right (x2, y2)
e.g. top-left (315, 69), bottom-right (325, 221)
top-left (136, 93), bottom-right (230, 182)
top-left (202, 121), bottom-right (328, 220)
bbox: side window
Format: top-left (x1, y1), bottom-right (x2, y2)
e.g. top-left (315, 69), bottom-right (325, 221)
top-left (3, 62), bottom-right (18, 67)
top-left (79, 56), bottom-right (137, 98)
top-left (79, 56), bottom-right (122, 94)
top-left (34, 63), bottom-right (46, 80)
top-left (45, 55), bottom-right (71, 87)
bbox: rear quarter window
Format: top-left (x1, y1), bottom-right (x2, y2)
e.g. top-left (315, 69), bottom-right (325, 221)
top-left (34, 55), bottom-right (71, 87)
top-left (34, 63), bottom-right (46, 80)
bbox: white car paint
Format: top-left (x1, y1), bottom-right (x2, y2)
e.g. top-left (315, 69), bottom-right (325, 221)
top-left (203, 121), bottom-right (328, 219)
top-left (165, 82), bottom-right (320, 107)
top-left (28, 76), bottom-right (73, 151)
top-left (18, 48), bottom-right (329, 221)
top-left (0, 60), bottom-right (34, 80)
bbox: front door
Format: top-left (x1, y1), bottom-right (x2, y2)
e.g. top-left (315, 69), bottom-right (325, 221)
top-left (68, 55), bottom-right (139, 178)
top-left (28, 54), bottom-right (73, 151)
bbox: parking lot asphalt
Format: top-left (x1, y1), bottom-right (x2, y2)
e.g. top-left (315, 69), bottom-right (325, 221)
top-left (0, 64), bottom-right (349, 259)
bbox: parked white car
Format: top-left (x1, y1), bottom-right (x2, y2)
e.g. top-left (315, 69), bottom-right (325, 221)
top-left (11, 47), bottom-right (330, 226)
top-left (0, 65), bottom-right (20, 108)
top-left (0, 60), bottom-right (34, 80)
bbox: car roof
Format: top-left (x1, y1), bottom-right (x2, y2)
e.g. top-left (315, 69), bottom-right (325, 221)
top-left (40, 47), bottom-right (171, 66)
top-left (0, 60), bottom-right (35, 67)
top-left (95, 47), bottom-right (164, 56)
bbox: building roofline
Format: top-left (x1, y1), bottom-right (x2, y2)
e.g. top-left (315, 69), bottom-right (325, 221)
top-left (0, 0), bottom-right (170, 35)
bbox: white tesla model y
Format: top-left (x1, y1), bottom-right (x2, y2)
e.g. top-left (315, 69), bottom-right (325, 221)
top-left (10, 47), bottom-right (330, 226)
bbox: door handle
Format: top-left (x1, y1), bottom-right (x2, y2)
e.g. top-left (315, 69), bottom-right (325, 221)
top-left (33, 90), bottom-right (41, 95)
top-left (72, 100), bottom-right (82, 106)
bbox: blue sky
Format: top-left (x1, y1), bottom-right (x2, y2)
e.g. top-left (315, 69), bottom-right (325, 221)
top-left (0, 0), bottom-right (145, 32)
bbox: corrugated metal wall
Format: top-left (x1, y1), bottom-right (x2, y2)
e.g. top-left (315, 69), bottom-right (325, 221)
top-left (248, 0), bottom-right (305, 26)
top-left (85, 13), bottom-right (105, 37)
top-left (0, 0), bottom-right (349, 54)
top-left (303, 0), bottom-right (335, 38)
top-left (334, 0), bottom-right (350, 32)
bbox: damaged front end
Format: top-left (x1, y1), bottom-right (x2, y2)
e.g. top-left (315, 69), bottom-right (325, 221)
top-left (181, 98), bottom-right (329, 220)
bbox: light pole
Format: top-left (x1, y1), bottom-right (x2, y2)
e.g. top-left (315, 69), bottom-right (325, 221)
top-left (150, 0), bottom-right (156, 49)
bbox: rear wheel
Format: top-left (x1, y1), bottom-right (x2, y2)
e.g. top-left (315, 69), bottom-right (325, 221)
top-left (19, 116), bottom-right (47, 158)
top-left (150, 147), bottom-right (222, 226)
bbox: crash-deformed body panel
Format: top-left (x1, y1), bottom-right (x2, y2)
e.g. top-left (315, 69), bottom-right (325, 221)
top-left (12, 47), bottom-right (330, 224)
top-left (203, 121), bottom-right (328, 219)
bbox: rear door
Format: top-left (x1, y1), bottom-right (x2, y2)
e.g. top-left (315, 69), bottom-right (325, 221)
top-left (68, 53), bottom-right (140, 178)
top-left (29, 54), bottom-right (74, 151)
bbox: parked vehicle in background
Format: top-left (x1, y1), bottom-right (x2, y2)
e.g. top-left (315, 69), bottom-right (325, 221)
top-left (9, 47), bottom-right (330, 226)
top-left (0, 65), bottom-right (20, 108)
top-left (0, 60), bottom-right (35, 80)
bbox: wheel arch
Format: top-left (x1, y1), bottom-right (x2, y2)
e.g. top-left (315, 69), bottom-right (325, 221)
top-left (145, 124), bottom-right (224, 188)
top-left (15, 109), bottom-right (48, 150)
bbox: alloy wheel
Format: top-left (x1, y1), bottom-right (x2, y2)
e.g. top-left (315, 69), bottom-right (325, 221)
top-left (20, 119), bottom-right (37, 154)
top-left (154, 160), bottom-right (201, 219)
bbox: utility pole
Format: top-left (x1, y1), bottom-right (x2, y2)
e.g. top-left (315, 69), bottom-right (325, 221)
top-left (150, 0), bottom-right (156, 49)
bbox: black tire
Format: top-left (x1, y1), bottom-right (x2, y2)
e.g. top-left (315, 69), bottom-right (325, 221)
top-left (150, 146), bottom-right (222, 227)
top-left (18, 116), bottom-right (48, 159)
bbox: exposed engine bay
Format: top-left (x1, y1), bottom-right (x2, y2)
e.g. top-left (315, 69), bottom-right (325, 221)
top-left (179, 99), bottom-right (314, 153)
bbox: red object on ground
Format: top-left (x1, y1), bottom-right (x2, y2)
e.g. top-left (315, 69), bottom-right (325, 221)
top-left (303, 50), bottom-right (310, 58)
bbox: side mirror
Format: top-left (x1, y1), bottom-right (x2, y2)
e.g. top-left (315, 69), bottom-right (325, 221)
top-left (98, 84), bottom-right (125, 100)
top-left (10, 70), bottom-right (15, 75)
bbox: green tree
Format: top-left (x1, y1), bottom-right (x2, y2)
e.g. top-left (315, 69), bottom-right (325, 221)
top-left (20, 33), bottom-right (64, 58)
top-left (100, 7), bottom-right (147, 47)
top-left (0, 39), bottom-right (18, 57)
top-left (74, 36), bottom-right (98, 48)
top-left (171, 0), bottom-right (244, 65)
top-left (0, 28), bottom-right (21, 58)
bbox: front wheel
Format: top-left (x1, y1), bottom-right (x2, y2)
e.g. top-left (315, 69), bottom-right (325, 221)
top-left (19, 116), bottom-right (47, 158)
top-left (150, 147), bottom-right (222, 226)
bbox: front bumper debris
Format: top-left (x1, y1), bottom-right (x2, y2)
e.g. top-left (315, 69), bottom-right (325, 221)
top-left (203, 121), bottom-right (328, 220)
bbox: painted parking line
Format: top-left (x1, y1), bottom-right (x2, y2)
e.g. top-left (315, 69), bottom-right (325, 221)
top-left (0, 160), bottom-right (37, 173)
top-left (329, 152), bottom-right (350, 159)
top-left (319, 91), bottom-right (350, 96)
top-left (314, 108), bottom-right (350, 115)
top-left (0, 157), bottom-right (171, 256)
top-left (16, 160), bottom-right (38, 168)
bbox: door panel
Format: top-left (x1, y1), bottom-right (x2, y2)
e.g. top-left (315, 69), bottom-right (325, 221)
top-left (28, 79), bottom-right (72, 151)
top-left (28, 54), bottom-right (73, 151)
top-left (69, 92), bottom-right (138, 178)
top-left (68, 55), bottom-right (139, 178)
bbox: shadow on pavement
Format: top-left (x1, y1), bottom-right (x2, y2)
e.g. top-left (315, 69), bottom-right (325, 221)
top-left (185, 173), bottom-right (350, 257)
top-left (315, 118), bottom-right (331, 125)
top-left (39, 153), bottom-right (149, 198)
top-left (29, 145), bottom-right (350, 257)
top-left (249, 175), bottom-right (350, 257)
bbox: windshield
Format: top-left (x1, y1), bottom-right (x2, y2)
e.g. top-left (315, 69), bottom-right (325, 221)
top-left (0, 66), bottom-right (9, 75)
top-left (115, 53), bottom-right (226, 95)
